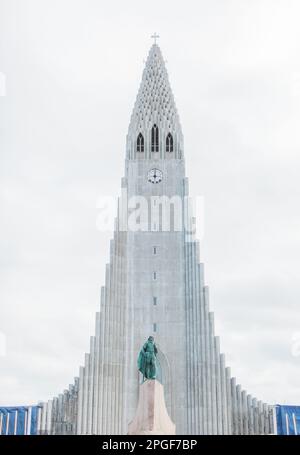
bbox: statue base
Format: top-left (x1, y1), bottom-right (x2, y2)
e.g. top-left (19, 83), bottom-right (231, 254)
top-left (128, 379), bottom-right (176, 435)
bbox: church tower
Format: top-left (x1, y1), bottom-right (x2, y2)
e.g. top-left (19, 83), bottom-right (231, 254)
top-left (38, 42), bottom-right (273, 435)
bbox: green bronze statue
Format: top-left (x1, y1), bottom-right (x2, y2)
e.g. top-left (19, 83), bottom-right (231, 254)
top-left (137, 336), bottom-right (158, 380)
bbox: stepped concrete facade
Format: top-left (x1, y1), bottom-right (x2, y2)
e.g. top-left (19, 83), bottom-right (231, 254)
top-left (37, 43), bottom-right (274, 435)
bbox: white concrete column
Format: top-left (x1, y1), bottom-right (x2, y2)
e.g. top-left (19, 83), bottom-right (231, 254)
top-left (271, 405), bottom-right (276, 434)
top-left (192, 241), bottom-right (201, 434)
top-left (204, 286), bottom-right (212, 434)
top-left (263, 403), bottom-right (269, 434)
top-left (220, 354), bottom-right (228, 434)
top-left (225, 367), bottom-right (232, 434)
top-left (119, 232), bottom-right (127, 435)
top-left (113, 234), bottom-right (122, 435)
top-left (41, 402), bottom-right (47, 435)
top-left (247, 394), bottom-right (254, 435)
top-left (230, 377), bottom-right (237, 435)
top-left (199, 263), bottom-right (207, 435)
top-left (92, 313), bottom-right (100, 435)
top-left (82, 353), bottom-right (90, 434)
top-left (184, 241), bottom-right (192, 433)
top-left (209, 312), bottom-right (217, 434)
top-left (97, 286), bottom-right (106, 435)
top-left (236, 385), bottom-right (242, 435)
top-left (36, 404), bottom-right (43, 435)
top-left (87, 337), bottom-right (95, 434)
top-left (252, 398), bottom-right (258, 434)
top-left (102, 265), bottom-right (111, 435)
top-left (108, 240), bottom-right (116, 435)
top-left (214, 337), bottom-right (223, 434)
top-left (242, 390), bottom-right (248, 435)
top-left (258, 400), bottom-right (263, 434)
top-left (46, 400), bottom-right (52, 435)
top-left (76, 366), bottom-right (84, 434)
top-left (118, 230), bottom-right (126, 434)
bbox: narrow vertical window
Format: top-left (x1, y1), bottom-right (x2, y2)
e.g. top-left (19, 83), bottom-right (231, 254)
top-left (153, 246), bottom-right (157, 255)
top-left (151, 124), bottom-right (159, 152)
top-left (153, 323), bottom-right (157, 332)
top-left (153, 297), bottom-right (157, 305)
top-left (166, 132), bottom-right (173, 152)
top-left (137, 133), bottom-right (144, 152)
top-left (153, 271), bottom-right (157, 280)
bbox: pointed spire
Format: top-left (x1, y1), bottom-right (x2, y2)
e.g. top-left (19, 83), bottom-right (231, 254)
top-left (127, 43), bottom-right (183, 159)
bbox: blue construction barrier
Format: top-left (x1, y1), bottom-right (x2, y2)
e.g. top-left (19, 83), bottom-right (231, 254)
top-left (0, 406), bottom-right (41, 435)
top-left (275, 405), bottom-right (300, 435)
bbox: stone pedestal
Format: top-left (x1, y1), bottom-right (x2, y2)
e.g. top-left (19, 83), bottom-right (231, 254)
top-left (128, 379), bottom-right (176, 435)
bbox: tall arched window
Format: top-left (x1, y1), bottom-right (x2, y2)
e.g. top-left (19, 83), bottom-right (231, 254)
top-left (151, 124), bottom-right (159, 152)
top-left (137, 133), bottom-right (144, 152)
top-left (166, 132), bottom-right (173, 153)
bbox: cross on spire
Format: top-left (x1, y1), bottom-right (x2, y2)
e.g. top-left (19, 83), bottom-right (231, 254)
top-left (151, 32), bottom-right (160, 44)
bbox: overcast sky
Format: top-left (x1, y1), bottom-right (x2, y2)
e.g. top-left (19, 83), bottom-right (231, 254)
top-left (1, 0), bottom-right (300, 407)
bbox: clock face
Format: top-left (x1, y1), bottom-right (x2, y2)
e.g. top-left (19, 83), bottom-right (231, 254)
top-left (147, 168), bottom-right (163, 184)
